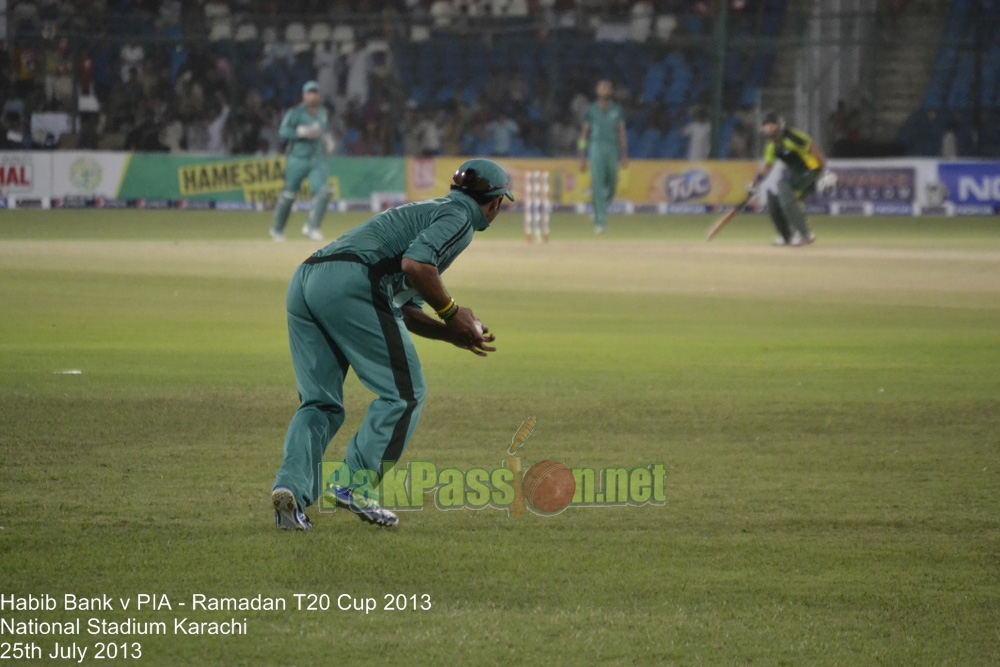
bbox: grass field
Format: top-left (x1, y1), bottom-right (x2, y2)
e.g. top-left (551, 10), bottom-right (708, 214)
top-left (2, 209), bottom-right (999, 665)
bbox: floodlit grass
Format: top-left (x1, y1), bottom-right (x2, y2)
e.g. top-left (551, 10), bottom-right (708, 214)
top-left (1, 210), bottom-right (999, 665)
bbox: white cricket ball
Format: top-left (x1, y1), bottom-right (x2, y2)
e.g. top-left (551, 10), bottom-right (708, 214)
top-left (474, 319), bottom-right (484, 336)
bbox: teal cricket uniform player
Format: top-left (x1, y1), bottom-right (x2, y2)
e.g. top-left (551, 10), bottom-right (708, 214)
top-left (271, 158), bottom-right (513, 530)
top-left (753, 111), bottom-right (828, 246)
top-left (579, 80), bottom-right (629, 233)
top-left (270, 81), bottom-right (336, 242)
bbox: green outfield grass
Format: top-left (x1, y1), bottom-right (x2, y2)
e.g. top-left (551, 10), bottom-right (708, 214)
top-left (1, 210), bottom-right (999, 665)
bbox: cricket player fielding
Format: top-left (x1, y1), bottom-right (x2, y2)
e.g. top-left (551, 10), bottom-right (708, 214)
top-left (270, 81), bottom-right (337, 243)
top-left (271, 158), bottom-right (512, 530)
top-left (578, 80), bottom-right (628, 234)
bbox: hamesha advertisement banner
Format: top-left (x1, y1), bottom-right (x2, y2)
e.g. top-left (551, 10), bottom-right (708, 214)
top-left (118, 155), bottom-right (406, 206)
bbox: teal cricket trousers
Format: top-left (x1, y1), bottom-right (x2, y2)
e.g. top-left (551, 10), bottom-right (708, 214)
top-left (590, 149), bottom-right (619, 230)
top-left (271, 156), bottom-right (332, 234)
top-left (273, 256), bottom-right (427, 510)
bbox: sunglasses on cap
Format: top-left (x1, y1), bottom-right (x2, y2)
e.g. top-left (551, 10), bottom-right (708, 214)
top-left (453, 168), bottom-right (498, 194)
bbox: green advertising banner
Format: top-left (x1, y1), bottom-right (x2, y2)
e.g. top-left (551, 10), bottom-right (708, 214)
top-left (118, 155), bottom-right (405, 205)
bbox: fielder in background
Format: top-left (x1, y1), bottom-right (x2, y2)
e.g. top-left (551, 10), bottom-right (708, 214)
top-left (752, 110), bottom-right (835, 247)
top-left (271, 158), bottom-right (512, 530)
top-left (270, 81), bottom-right (337, 243)
top-left (578, 80), bottom-right (628, 234)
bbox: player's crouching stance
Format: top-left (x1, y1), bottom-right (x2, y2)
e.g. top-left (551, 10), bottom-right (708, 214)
top-left (272, 159), bottom-right (513, 530)
top-left (751, 111), bottom-right (836, 247)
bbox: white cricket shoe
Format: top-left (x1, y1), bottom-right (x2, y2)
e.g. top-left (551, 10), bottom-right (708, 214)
top-left (329, 487), bottom-right (398, 527)
top-left (302, 225), bottom-right (324, 242)
top-left (790, 232), bottom-right (816, 247)
top-left (270, 228), bottom-right (285, 242)
top-left (272, 487), bottom-right (312, 531)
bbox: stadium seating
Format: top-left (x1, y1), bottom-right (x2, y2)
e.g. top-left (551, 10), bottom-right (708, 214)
top-left (309, 22), bottom-right (333, 46)
top-left (633, 128), bottom-right (662, 159)
top-left (1, 2), bottom-right (790, 158)
top-left (904, 0), bottom-right (1000, 155)
top-left (285, 22), bottom-right (310, 54)
top-left (654, 15), bottom-right (678, 42)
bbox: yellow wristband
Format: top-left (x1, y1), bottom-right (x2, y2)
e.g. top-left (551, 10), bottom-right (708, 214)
top-left (435, 298), bottom-right (455, 317)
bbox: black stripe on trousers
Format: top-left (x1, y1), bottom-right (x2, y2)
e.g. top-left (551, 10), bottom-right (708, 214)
top-left (367, 271), bottom-right (419, 466)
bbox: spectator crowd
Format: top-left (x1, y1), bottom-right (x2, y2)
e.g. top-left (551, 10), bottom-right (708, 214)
top-left (2, 0), bottom-right (770, 157)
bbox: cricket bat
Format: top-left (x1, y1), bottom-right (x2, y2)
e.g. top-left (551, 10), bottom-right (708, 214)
top-left (706, 190), bottom-right (755, 241)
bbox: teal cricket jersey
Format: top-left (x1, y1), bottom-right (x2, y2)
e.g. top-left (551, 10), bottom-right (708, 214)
top-left (279, 104), bottom-right (328, 161)
top-left (584, 101), bottom-right (625, 157)
top-left (308, 190), bottom-right (490, 309)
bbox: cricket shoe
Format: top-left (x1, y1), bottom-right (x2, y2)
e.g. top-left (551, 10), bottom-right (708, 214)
top-left (772, 235), bottom-right (790, 247)
top-left (272, 487), bottom-right (312, 531)
top-left (790, 232), bottom-right (816, 247)
top-left (269, 228), bottom-right (285, 242)
top-left (594, 225), bottom-right (606, 235)
top-left (331, 487), bottom-right (399, 527)
top-left (302, 224), bottom-right (324, 242)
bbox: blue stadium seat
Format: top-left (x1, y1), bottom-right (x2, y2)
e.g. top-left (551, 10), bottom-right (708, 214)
top-left (434, 87), bottom-right (454, 104)
top-left (627, 127), bottom-right (642, 152)
top-left (473, 138), bottom-right (492, 156)
top-left (460, 133), bottom-right (476, 155)
top-left (924, 45), bottom-right (959, 109)
top-left (981, 45), bottom-right (1000, 106)
top-left (409, 85), bottom-right (430, 106)
top-left (982, 110), bottom-right (1000, 154)
top-left (634, 128), bottom-right (662, 159)
top-left (682, 16), bottom-right (704, 36)
top-left (946, 53), bottom-right (976, 110)
top-left (527, 102), bottom-right (543, 123)
top-left (462, 85), bottom-right (478, 106)
top-left (717, 117), bottom-right (739, 159)
top-left (898, 109), bottom-right (946, 156)
top-left (663, 66), bottom-right (691, 106)
top-left (947, 0), bottom-right (973, 36)
top-left (258, 84), bottom-right (276, 104)
top-left (509, 135), bottom-right (527, 157)
top-left (661, 128), bottom-right (684, 159)
top-left (739, 87), bottom-right (759, 108)
top-left (641, 64), bottom-right (667, 104)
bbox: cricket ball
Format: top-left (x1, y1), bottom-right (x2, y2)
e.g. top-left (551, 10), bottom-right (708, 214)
top-left (523, 460), bottom-right (575, 514)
